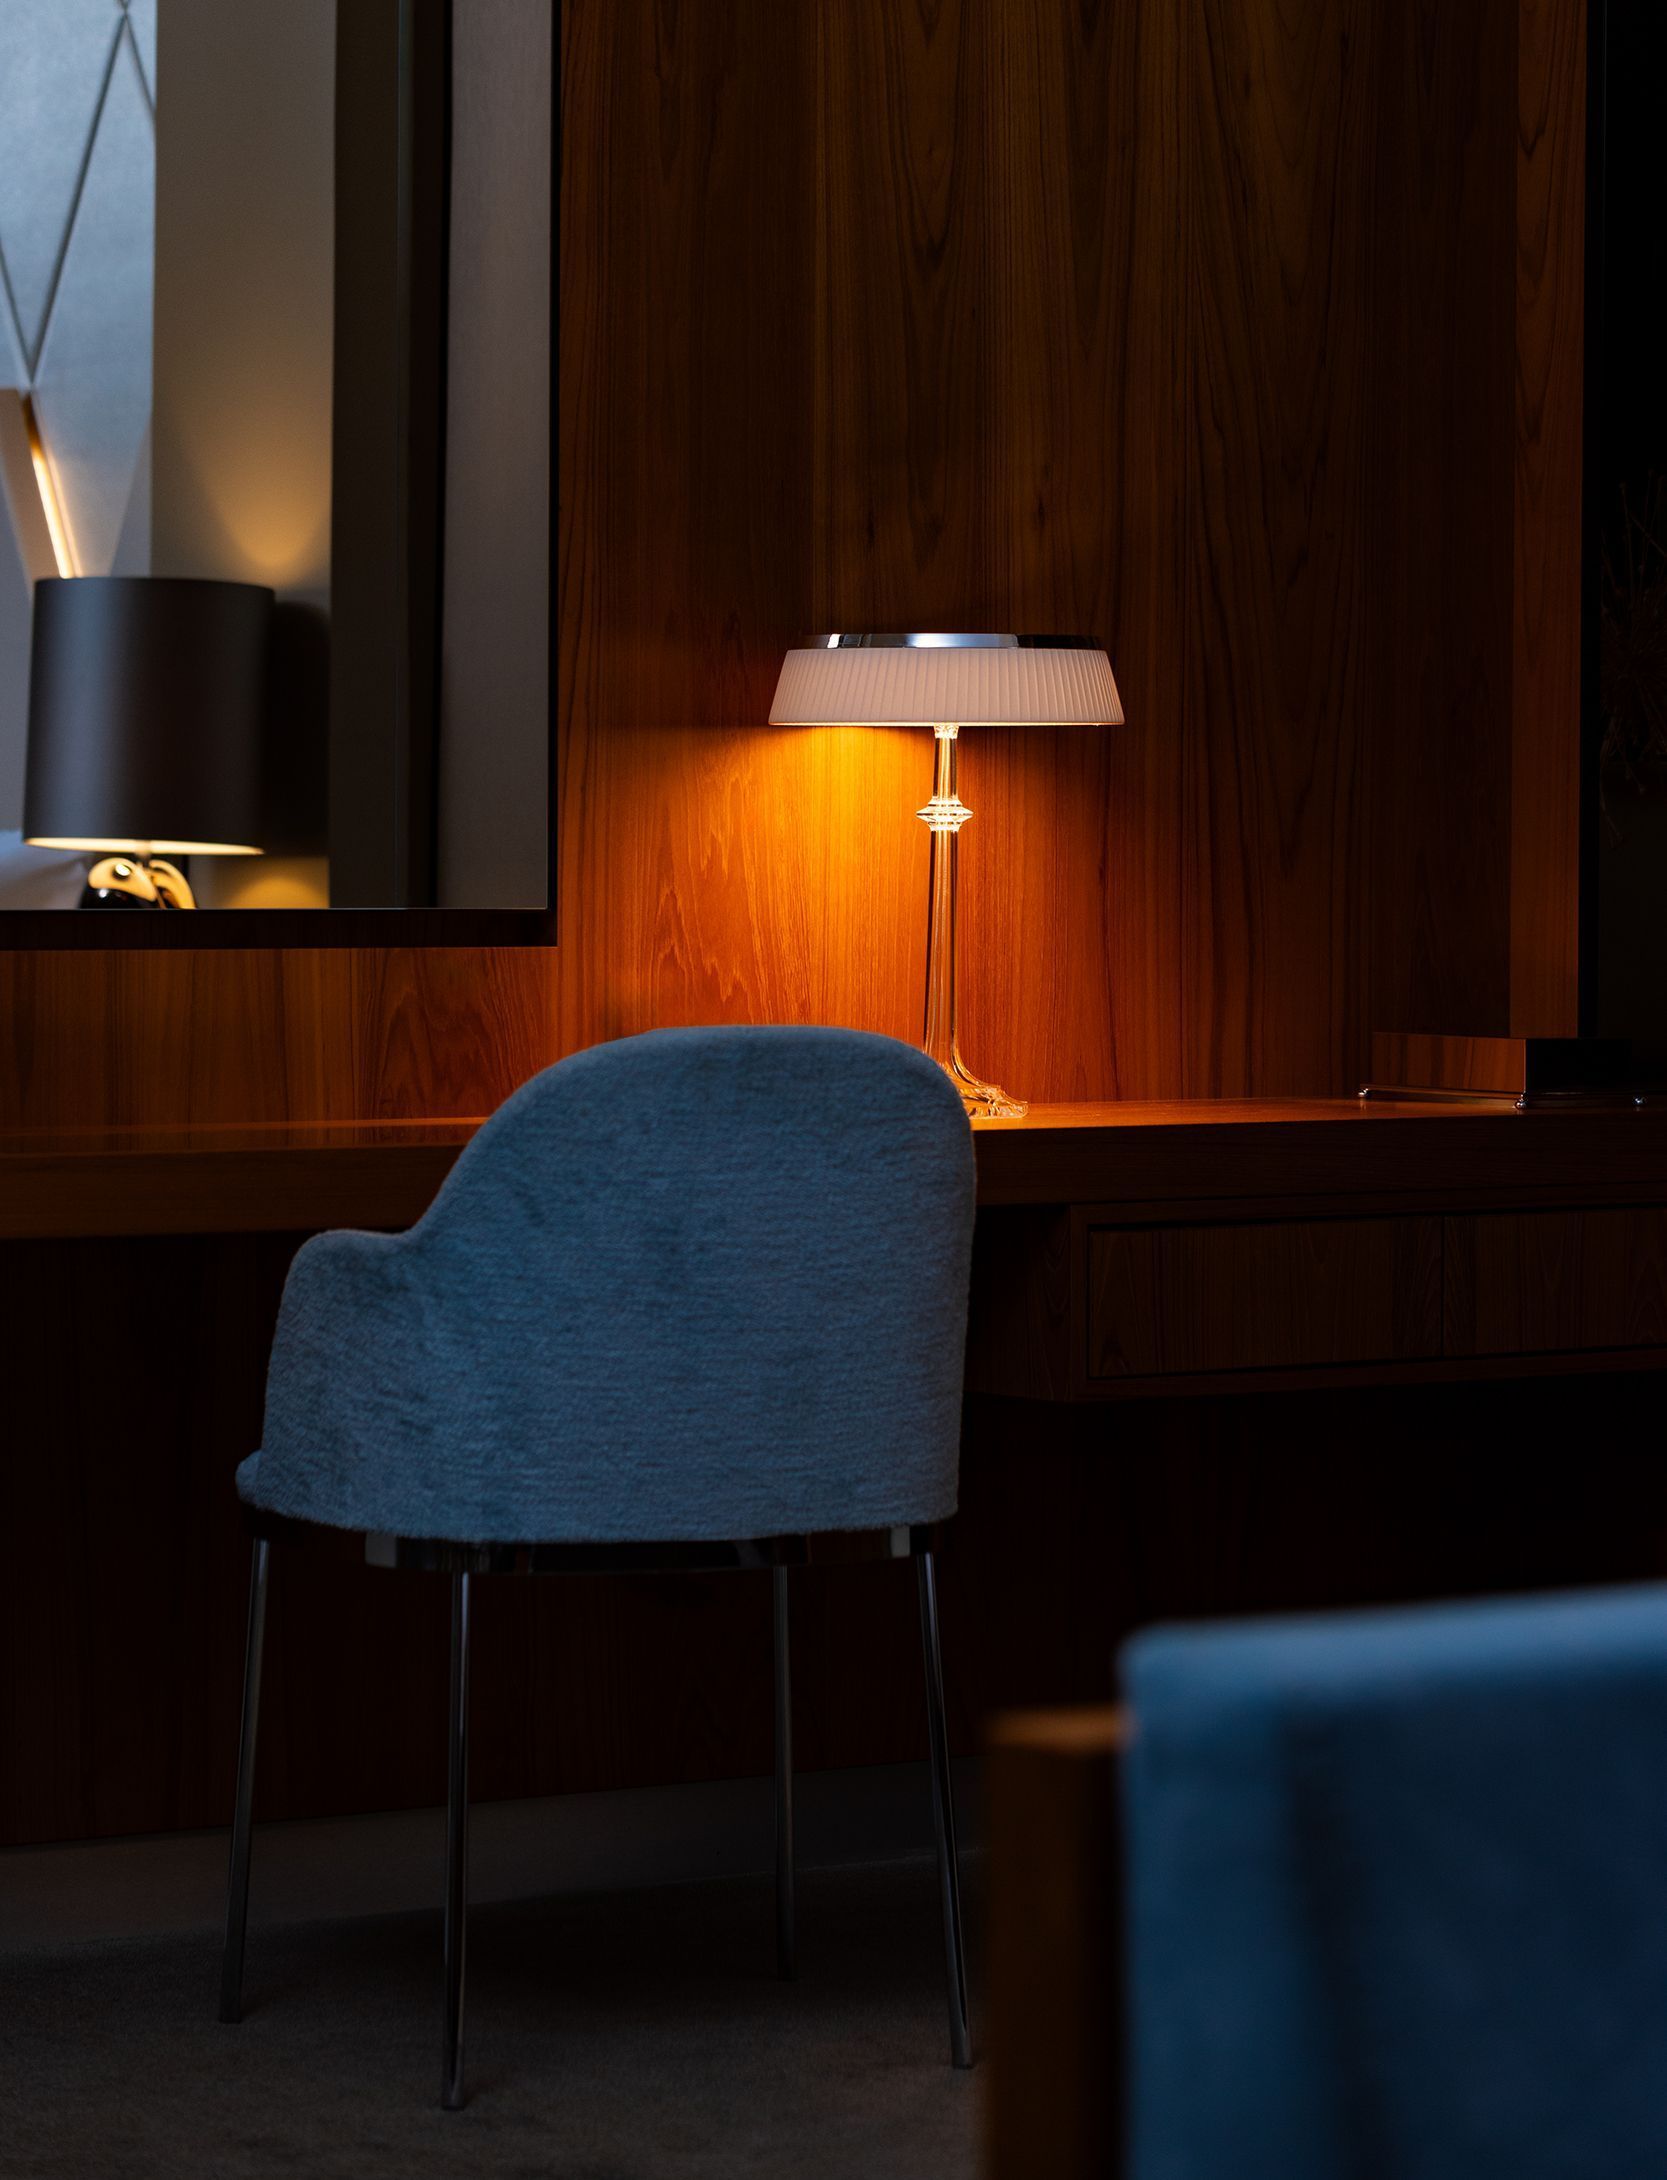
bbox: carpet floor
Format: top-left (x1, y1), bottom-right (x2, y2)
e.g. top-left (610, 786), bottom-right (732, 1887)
top-left (0, 1858), bottom-right (980, 2179)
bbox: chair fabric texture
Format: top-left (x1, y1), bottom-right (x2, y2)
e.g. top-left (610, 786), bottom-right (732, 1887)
top-left (1121, 1583), bottom-right (1667, 2180)
top-left (237, 1027), bottom-right (976, 1544)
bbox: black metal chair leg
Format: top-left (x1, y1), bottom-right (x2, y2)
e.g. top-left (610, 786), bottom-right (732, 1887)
top-left (773, 1565), bottom-right (796, 1979)
top-left (917, 1549), bottom-right (972, 2068)
top-left (219, 1536), bottom-right (271, 2025)
top-left (441, 1570), bottom-right (473, 2110)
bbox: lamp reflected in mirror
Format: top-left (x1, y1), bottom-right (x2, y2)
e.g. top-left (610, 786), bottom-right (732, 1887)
top-left (23, 576), bottom-right (271, 910)
top-left (0, 4), bottom-right (552, 927)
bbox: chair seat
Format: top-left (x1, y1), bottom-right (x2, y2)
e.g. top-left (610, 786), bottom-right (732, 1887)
top-left (237, 1454), bottom-right (938, 1571)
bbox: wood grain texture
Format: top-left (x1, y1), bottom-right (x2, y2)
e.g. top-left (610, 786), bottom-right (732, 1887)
top-left (943, 3), bottom-right (1186, 1099)
top-left (15, 1097), bottom-right (1667, 1239)
top-left (0, 1132), bottom-right (475, 1241)
top-left (966, 1208), bottom-right (1077, 1403)
top-left (1182, 0), bottom-right (1375, 1092)
top-left (1368, 1031), bottom-right (1532, 1096)
top-left (3, 0), bottom-right (1584, 1120)
top-left (0, 948), bottom-right (557, 1129)
top-left (984, 1705), bottom-right (1125, 2180)
top-left (1368, 0), bottom-right (1518, 1041)
top-left (969, 1099), bottom-right (1667, 1212)
top-left (1445, 1207), bottom-right (1667, 1356)
top-left (1087, 1216), bottom-right (1443, 1379)
top-left (0, 1), bottom-right (1603, 1851)
top-left (8, 1229), bottom-right (1667, 1849)
top-left (1511, 0), bottom-right (1585, 1035)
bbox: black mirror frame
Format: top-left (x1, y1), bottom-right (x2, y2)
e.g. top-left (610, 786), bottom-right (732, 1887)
top-left (4, 0), bottom-right (557, 951)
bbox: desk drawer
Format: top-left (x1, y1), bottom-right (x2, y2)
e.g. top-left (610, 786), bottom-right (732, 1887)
top-left (1444, 1208), bottom-right (1667, 1357)
top-left (1085, 1216), bottom-right (1443, 1380)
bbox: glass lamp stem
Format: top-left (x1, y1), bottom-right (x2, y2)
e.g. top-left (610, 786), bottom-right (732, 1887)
top-left (921, 729), bottom-right (961, 1071)
top-left (918, 725), bottom-right (1026, 1120)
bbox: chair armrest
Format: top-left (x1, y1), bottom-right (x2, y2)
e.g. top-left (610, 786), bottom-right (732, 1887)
top-left (257, 1227), bottom-right (420, 1512)
top-left (984, 1705), bottom-right (1127, 2180)
top-left (270, 1228), bottom-right (410, 1361)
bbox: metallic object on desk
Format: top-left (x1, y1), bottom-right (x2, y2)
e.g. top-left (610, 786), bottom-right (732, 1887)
top-left (1358, 1032), bottom-right (1651, 1109)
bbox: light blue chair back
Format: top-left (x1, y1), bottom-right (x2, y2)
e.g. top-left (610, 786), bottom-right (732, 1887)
top-left (1122, 1584), bottom-right (1667, 2180)
top-left (238, 1027), bottom-right (977, 1544)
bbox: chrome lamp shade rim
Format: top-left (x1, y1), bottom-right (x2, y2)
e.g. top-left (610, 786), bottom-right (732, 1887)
top-left (768, 633), bottom-right (1122, 729)
top-left (808, 631), bottom-right (1102, 649)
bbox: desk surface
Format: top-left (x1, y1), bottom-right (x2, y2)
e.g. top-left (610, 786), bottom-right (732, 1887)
top-left (4, 1096), bottom-right (1666, 1240)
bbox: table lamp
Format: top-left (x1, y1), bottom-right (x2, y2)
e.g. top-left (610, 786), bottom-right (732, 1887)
top-left (24, 576), bottom-right (272, 909)
top-left (769, 633), bottom-right (1121, 1117)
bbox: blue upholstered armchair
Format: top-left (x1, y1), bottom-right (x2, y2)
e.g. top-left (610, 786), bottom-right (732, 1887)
top-left (218, 1027), bottom-right (978, 2106)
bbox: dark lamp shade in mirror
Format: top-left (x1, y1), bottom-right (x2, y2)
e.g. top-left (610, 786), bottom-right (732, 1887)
top-left (23, 577), bottom-right (274, 856)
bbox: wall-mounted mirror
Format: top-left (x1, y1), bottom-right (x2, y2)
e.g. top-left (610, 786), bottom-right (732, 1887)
top-left (0, 1), bottom-right (552, 940)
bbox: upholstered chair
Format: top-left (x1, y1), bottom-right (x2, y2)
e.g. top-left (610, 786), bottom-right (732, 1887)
top-left (1123, 1584), bottom-right (1667, 2180)
top-left (218, 1026), bottom-right (978, 2106)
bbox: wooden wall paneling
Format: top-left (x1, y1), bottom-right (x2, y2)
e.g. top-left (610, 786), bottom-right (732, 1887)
top-left (1183, 0), bottom-right (1376, 1096)
top-left (6, 0), bottom-right (1583, 1124)
top-left (556, 0), bottom-right (852, 1056)
top-left (1367, 1030), bottom-right (1532, 1098)
top-left (807, 0), bottom-right (990, 1061)
top-left (971, 0), bottom-right (1187, 1102)
top-left (1366, 0), bottom-right (1586, 1049)
top-left (956, 1379), bottom-right (1667, 1725)
top-left (813, 0), bottom-right (992, 632)
top-left (1367, 0), bottom-right (1518, 1043)
top-left (0, 948), bottom-right (558, 1128)
top-left (0, 1235), bottom-right (295, 1844)
top-left (1510, 0), bottom-right (1586, 1035)
top-left (0, 0), bottom-right (1609, 1849)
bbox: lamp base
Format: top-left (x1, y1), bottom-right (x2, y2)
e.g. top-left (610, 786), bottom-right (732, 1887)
top-left (934, 1048), bottom-right (1028, 1121)
top-left (82, 855), bottom-right (198, 909)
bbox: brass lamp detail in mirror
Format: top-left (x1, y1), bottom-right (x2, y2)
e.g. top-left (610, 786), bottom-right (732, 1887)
top-left (23, 577), bottom-right (272, 909)
top-left (769, 634), bottom-right (1122, 1118)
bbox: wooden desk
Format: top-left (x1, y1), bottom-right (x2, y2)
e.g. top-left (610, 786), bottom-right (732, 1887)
top-left (972, 1100), bottom-right (1667, 1399)
top-left (7, 1098), bottom-right (1667, 1396)
top-left (0, 1118), bottom-right (482, 1242)
top-left (6, 1094), bottom-right (1666, 1223)
top-left (7, 1096), bottom-right (1666, 1854)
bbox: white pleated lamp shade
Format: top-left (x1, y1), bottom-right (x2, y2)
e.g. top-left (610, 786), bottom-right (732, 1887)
top-left (768, 635), bottom-right (1121, 727)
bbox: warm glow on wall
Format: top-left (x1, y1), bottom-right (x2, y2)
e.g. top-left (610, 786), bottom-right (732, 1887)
top-left (23, 397), bottom-right (75, 578)
top-left (23, 835), bottom-right (261, 855)
top-left (769, 635), bottom-right (1121, 1119)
